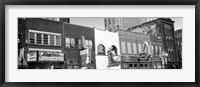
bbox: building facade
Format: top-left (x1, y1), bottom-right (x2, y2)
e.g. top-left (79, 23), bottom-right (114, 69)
top-left (175, 29), bottom-right (182, 69)
top-left (117, 29), bottom-right (153, 69)
top-left (104, 17), bottom-right (157, 32)
top-left (63, 23), bottom-right (95, 69)
top-left (95, 29), bottom-right (121, 69)
top-left (128, 18), bottom-right (178, 69)
top-left (18, 18), bottom-right (95, 69)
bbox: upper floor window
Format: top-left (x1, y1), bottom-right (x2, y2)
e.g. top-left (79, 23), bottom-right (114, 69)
top-left (97, 44), bottom-right (105, 55)
top-left (85, 40), bottom-right (93, 49)
top-left (29, 32), bottom-right (35, 44)
top-left (132, 43), bottom-right (137, 54)
top-left (127, 42), bottom-right (132, 54)
top-left (28, 30), bottom-right (61, 46)
top-left (121, 42), bottom-right (126, 54)
top-left (65, 37), bottom-right (85, 49)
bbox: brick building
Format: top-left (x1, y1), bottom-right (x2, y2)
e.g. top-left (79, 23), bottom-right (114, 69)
top-left (128, 18), bottom-right (178, 69)
top-left (18, 18), bottom-right (95, 69)
top-left (175, 29), bottom-right (182, 69)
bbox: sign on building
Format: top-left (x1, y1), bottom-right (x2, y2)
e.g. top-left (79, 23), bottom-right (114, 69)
top-left (39, 51), bottom-right (64, 61)
top-left (80, 49), bottom-right (91, 68)
top-left (27, 51), bottom-right (37, 61)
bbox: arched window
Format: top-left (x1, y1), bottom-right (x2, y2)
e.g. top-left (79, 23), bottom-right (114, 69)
top-left (97, 44), bottom-right (105, 55)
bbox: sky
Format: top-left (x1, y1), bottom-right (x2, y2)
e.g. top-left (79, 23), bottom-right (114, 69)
top-left (70, 17), bottom-right (182, 31)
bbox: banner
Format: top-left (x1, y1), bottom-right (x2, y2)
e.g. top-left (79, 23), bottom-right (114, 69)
top-left (27, 51), bottom-right (37, 61)
top-left (80, 49), bottom-right (91, 68)
top-left (39, 51), bottom-right (64, 61)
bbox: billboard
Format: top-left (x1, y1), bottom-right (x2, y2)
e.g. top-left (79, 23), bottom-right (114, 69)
top-left (39, 51), bottom-right (64, 61)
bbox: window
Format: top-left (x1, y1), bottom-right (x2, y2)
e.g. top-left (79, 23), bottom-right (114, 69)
top-left (70, 38), bottom-right (75, 48)
top-left (29, 32), bottom-right (35, 44)
top-left (121, 42), bottom-right (126, 53)
top-left (29, 30), bottom-right (61, 46)
top-left (88, 40), bottom-right (93, 49)
top-left (55, 35), bottom-right (61, 46)
top-left (132, 43), bottom-right (137, 54)
top-left (138, 44), bottom-right (142, 53)
top-left (155, 46), bottom-right (158, 54)
top-left (129, 64), bottom-right (133, 67)
top-left (145, 64), bottom-right (148, 67)
top-left (152, 45), bottom-right (154, 55)
top-left (84, 40), bottom-right (93, 49)
top-left (127, 42), bottom-right (132, 54)
top-left (134, 64), bottom-right (137, 67)
top-left (140, 64), bottom-right (143, 67)
top-left (49, 35), bottom-right (55, 45)
top-left (97, 44), bottom-right (105, 55)
top-left (65, 37), bottom-right (70, 48)
top-left (36, 33), bottom-right (42, 44)
top-left (159, 46), bottom-right (162, 53)
top-left (43, 34), bottom-right (48, 45)
top-left (66, 37), bottom-right (83, 49)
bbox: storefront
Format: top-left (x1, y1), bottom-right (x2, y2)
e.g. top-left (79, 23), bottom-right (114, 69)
top-left (27, 49), bottom-right (65, 69)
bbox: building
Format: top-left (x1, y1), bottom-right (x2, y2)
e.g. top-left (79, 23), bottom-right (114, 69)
top-left (128, 18), bottom-right (178, 69)
top-left (63, 23), bottom-right (95, 69)
top-left (18, 18), bottom-right (95, 69)
top-left (41, 18), bottom-right (70, 23)
top-left (104, 17), bottom-right (157, 32)
top-left (175, 29), bottom-right (182, 69)
top-left (94, 28), bottom-right (120, 69)
top-left (117, 29), bottom-right (153, 69)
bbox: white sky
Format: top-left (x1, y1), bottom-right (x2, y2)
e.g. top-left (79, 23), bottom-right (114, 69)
top-left (70, 17), bottom-right (182, 31)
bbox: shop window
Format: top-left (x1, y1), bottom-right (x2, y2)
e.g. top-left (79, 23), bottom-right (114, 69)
top-left (36, 33), bottom-right (42, 44)
top-left (97, 44), bottom-right (105, 55)
top-left (43, 34), bottom-right (48, 45)
top-left (134, 64), bottom-right (137, 67)
top-left (145, 64), bottom-right (148, 67)
top-left (121, 42), bottom-right (126, 54)
top-left (140, 64), bottom-right (143, 67)
top-left (127, 42), bottom-right (132, 54)
top-left (29, 32), bottom-right (35, 44)
top-left (129, 64), bottom-right (133, 67)
top-left (78, 39), bottom-right (82, 49)
top-left (68, 60), bottom-right (73, 64)
top-left (132, 43), bottom-right (137, 54)
top-left (123, 63), bottom-right (129, 69)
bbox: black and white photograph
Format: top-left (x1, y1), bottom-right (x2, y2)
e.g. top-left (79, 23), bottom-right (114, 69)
top-left (18, 17), bottom-right (182, 69)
